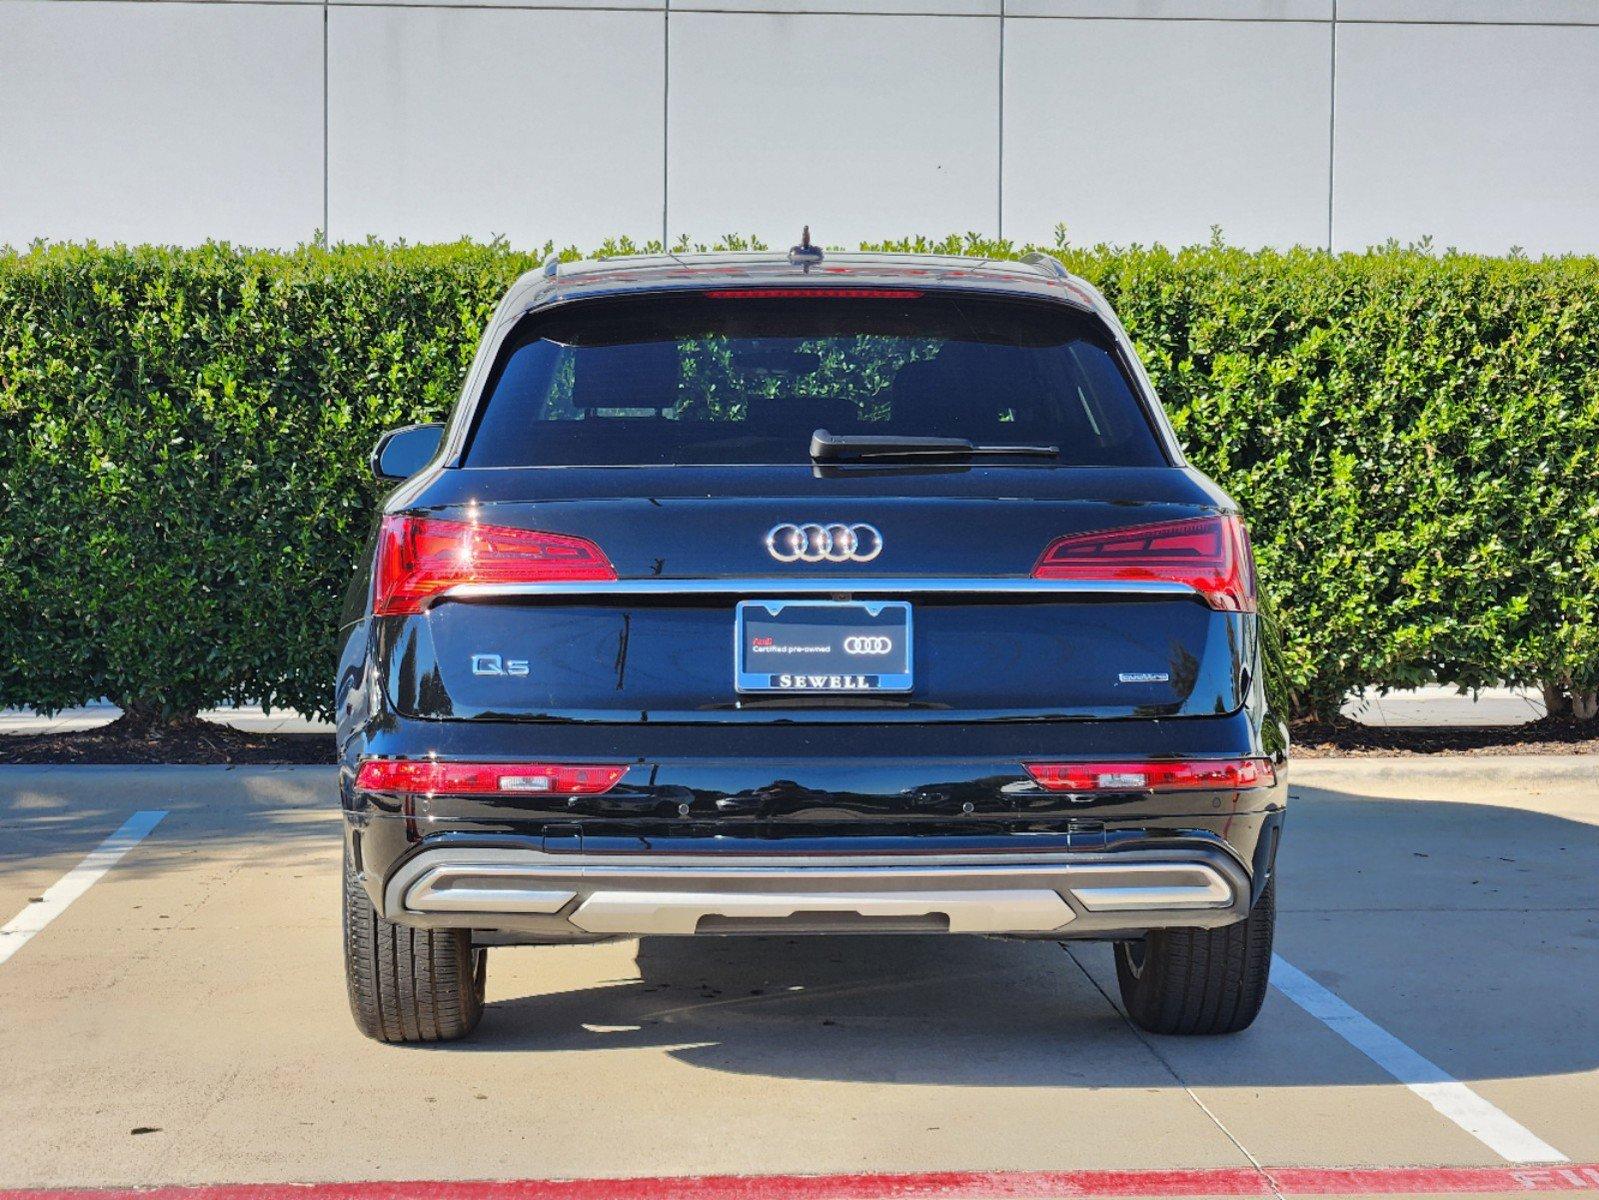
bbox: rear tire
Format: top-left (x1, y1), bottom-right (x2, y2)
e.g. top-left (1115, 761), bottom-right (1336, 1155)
top-left (1114, 877), bottom-right (1274, 1035)
top-left (343, 846), bottom-right (485, 1042)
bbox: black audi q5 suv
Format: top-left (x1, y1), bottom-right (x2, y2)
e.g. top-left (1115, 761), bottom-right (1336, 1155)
top-left (336, 246), bottom-right (1289, 1043)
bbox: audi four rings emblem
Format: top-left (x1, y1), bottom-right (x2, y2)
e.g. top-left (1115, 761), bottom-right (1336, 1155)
top-left (843, 636), bottom-right (894, 656)
top-left (765, 523), bottom-right (883, 563)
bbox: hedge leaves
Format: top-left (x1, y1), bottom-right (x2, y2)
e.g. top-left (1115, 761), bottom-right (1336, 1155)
top-left (2, 239), bottom-right (1595, 721)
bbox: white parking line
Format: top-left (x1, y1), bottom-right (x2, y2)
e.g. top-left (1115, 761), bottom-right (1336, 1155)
top-left (1272, 953), bottom-right (1567, 1164)
top-left (0, 810), bottom-right (167, 968)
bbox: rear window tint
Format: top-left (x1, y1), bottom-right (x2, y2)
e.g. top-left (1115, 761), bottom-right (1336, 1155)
top-left (462, 291), bottom-right (1168, 467)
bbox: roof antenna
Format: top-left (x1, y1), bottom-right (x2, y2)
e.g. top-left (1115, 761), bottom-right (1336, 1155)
top-left (788, 225), bottom-right (824, 273)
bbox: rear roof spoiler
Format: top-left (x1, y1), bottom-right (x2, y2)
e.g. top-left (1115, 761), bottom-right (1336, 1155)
top-left (1021, 252), bottom-right (1071, 281)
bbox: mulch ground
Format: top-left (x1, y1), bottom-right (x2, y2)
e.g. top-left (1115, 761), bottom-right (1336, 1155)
top-left (1289, 716), bottom-right (1597, 757)
top-left (0, 716), bottom-right (334, 766)
top-left (1, 715), bottom-right (1594, 766)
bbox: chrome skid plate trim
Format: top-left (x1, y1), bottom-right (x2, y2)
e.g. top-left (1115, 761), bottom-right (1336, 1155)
top-left (389, 849), bottom-right (1245, 934)
top-left (567, 888), bottom-right (1074, 935)
top-left (405, 864), bottom-right (576, 914)
top-left (1068, 869), bottom-right (1233, 912)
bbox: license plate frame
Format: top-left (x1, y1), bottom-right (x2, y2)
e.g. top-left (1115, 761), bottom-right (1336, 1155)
top-left (734, 600), bottom-right (913, 695)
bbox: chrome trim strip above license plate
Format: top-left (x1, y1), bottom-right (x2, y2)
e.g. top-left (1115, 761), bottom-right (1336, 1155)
top-left (443, 577), bottom-right (1196, 601)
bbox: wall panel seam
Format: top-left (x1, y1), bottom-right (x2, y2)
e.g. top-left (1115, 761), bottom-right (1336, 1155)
top-left (1337, 17), bottom-right (1599, 27)
top-left (23, 1), bottom-right (1599, 24)
top-left (1326, 0), bottom-right (1335, 251)
top-left (662, 0), bottom-right (670, 245)
top-left (996, 0), bottom-right (1003, 240)
top-left (322, 0), bottom-right (330, 242)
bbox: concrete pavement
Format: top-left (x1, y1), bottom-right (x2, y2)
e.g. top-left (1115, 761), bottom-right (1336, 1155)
top-left (1339, 687), bottom-right (1548, 729)
top-left (0, 758), bottom-right (1595, 1193)
top-left (0, 704), bottom-right (333, 736)
top-left (0, 685), bottom-right (1556, 737)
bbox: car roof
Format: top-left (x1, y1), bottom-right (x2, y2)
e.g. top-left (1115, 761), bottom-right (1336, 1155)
top-left (501, 250), bottom-right (1106, 317)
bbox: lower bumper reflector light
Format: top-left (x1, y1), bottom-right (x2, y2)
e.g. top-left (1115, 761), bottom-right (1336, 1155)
top-left (355, 760), bottom-right (627, 796)
top-left (1024, 757), bottom-right (1275, 793)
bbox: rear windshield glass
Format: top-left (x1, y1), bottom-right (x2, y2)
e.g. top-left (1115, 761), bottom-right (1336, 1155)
top-left (462, 291), bottom-right (1168, 467)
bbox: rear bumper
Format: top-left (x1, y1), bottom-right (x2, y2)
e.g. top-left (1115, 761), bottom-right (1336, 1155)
top-left (340, 710), bottom-right (1287, 940)
top-left (375, 843), bottom-right (1252, 940)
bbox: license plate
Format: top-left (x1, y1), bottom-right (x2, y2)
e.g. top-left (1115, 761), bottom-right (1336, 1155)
top-left (735, 600), bottom-right (913, 694)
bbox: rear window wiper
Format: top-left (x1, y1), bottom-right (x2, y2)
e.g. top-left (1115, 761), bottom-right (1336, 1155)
top-left (809, 429), bottom-right (1059, 462)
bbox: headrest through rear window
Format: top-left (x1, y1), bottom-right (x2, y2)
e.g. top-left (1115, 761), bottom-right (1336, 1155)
top-left (891, 350), bottom-right (989, 427)
top-left (569, 341), bottom-right (681, 410)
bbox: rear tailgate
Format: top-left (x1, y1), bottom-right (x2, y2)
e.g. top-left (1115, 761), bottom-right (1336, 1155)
top-left (377, 465), bottom-right (1251, 724)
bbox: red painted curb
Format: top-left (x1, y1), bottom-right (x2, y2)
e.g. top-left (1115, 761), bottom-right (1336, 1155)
top-left (5, 1166), bottom-right (1599, 1200)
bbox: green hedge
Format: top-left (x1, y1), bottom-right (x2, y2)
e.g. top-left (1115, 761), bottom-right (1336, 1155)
top-left (2, 236), bottom-right (1596, 723)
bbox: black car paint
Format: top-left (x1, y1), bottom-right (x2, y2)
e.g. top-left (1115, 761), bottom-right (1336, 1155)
top-left (335, 259), bottom-right (1289, 940)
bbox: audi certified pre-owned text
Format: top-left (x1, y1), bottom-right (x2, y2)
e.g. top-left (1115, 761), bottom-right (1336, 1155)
top-left (338, 243), bottom-right (1288, 1043)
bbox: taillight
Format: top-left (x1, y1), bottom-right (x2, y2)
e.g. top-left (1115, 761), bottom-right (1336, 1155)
top-left (1032, 514), bottom-right (1256, 612)
top-left (1025, 758), bottom-right (1275, 793)
top-left (355, 760), bottom-right (627, 796)
top-left (373, 515), bottom-right (615, 615)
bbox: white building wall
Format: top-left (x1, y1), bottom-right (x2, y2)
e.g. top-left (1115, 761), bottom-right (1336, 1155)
top-left (2, 0), bottom-right (1596, 254)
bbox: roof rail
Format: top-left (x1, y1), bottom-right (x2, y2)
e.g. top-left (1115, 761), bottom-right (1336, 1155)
top-left (542, 252), bottom-right (561, 279)
top-left (1020, 252), bottom-right (1070, 281)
